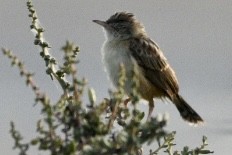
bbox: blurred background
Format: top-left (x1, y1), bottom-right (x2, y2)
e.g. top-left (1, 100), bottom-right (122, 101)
top-left (1, 1), bottom-right (231, 154)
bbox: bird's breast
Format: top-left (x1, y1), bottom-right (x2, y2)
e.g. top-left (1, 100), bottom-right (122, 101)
top-left (101, 40), bottom-right (136, 89)
top-left (101, 40), bottom-right (164, 101)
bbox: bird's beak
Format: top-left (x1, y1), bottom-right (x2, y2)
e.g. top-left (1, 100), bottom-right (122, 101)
top-left (93, 20), bottom-right (109, 28)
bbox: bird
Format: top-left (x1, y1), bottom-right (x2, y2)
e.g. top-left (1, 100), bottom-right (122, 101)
top-left (93, 12), bottom-right (203, 124)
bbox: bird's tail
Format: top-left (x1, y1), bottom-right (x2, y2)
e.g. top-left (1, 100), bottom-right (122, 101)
top-left (173, 94), bottom-right (203, 125)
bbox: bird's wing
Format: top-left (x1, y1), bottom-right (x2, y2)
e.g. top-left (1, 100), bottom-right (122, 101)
top-left (129, 37), bottom-right (179, 99)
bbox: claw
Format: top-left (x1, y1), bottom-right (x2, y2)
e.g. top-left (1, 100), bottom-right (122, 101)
top-left (123, 98), bottom-right (131, 107)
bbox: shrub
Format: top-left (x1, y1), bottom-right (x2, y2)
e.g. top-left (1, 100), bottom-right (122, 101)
top-left (2, 1), bottom-right (213, 155)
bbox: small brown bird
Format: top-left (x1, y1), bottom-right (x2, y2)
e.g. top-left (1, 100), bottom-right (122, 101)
top-left (93, 12), bottom-right (203, 124)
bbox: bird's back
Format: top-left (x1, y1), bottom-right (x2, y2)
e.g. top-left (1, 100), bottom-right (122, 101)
top-left (129, 36), bottom-right (179, 100)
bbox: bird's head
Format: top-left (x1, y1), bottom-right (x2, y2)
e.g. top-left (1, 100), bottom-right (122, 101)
top-left (93, 12), bottom-right (146, 41)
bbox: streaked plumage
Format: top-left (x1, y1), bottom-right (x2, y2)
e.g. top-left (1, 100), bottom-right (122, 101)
top-left (93, 12), bottom-right (203, 124)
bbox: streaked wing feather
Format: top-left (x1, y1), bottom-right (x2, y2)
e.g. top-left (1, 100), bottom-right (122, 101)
top-left (129, 37), bottom-right (179, 98)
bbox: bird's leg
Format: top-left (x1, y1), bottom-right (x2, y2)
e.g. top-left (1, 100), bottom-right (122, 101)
top-left (123, 98), bottom-right (131, 107)
top-left (147, 100), bottom-right (154, 121)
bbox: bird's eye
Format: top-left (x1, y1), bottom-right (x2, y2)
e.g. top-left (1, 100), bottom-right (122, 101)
top-left (114, 23), bottom-right (127, 30)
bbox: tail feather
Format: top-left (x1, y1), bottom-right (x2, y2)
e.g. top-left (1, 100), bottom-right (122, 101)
top-left (173, 94), bottom-right (203, 124)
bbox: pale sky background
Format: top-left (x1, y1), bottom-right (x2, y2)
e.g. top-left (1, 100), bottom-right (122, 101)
top-left (1, 1), bottom-right (232, 155)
